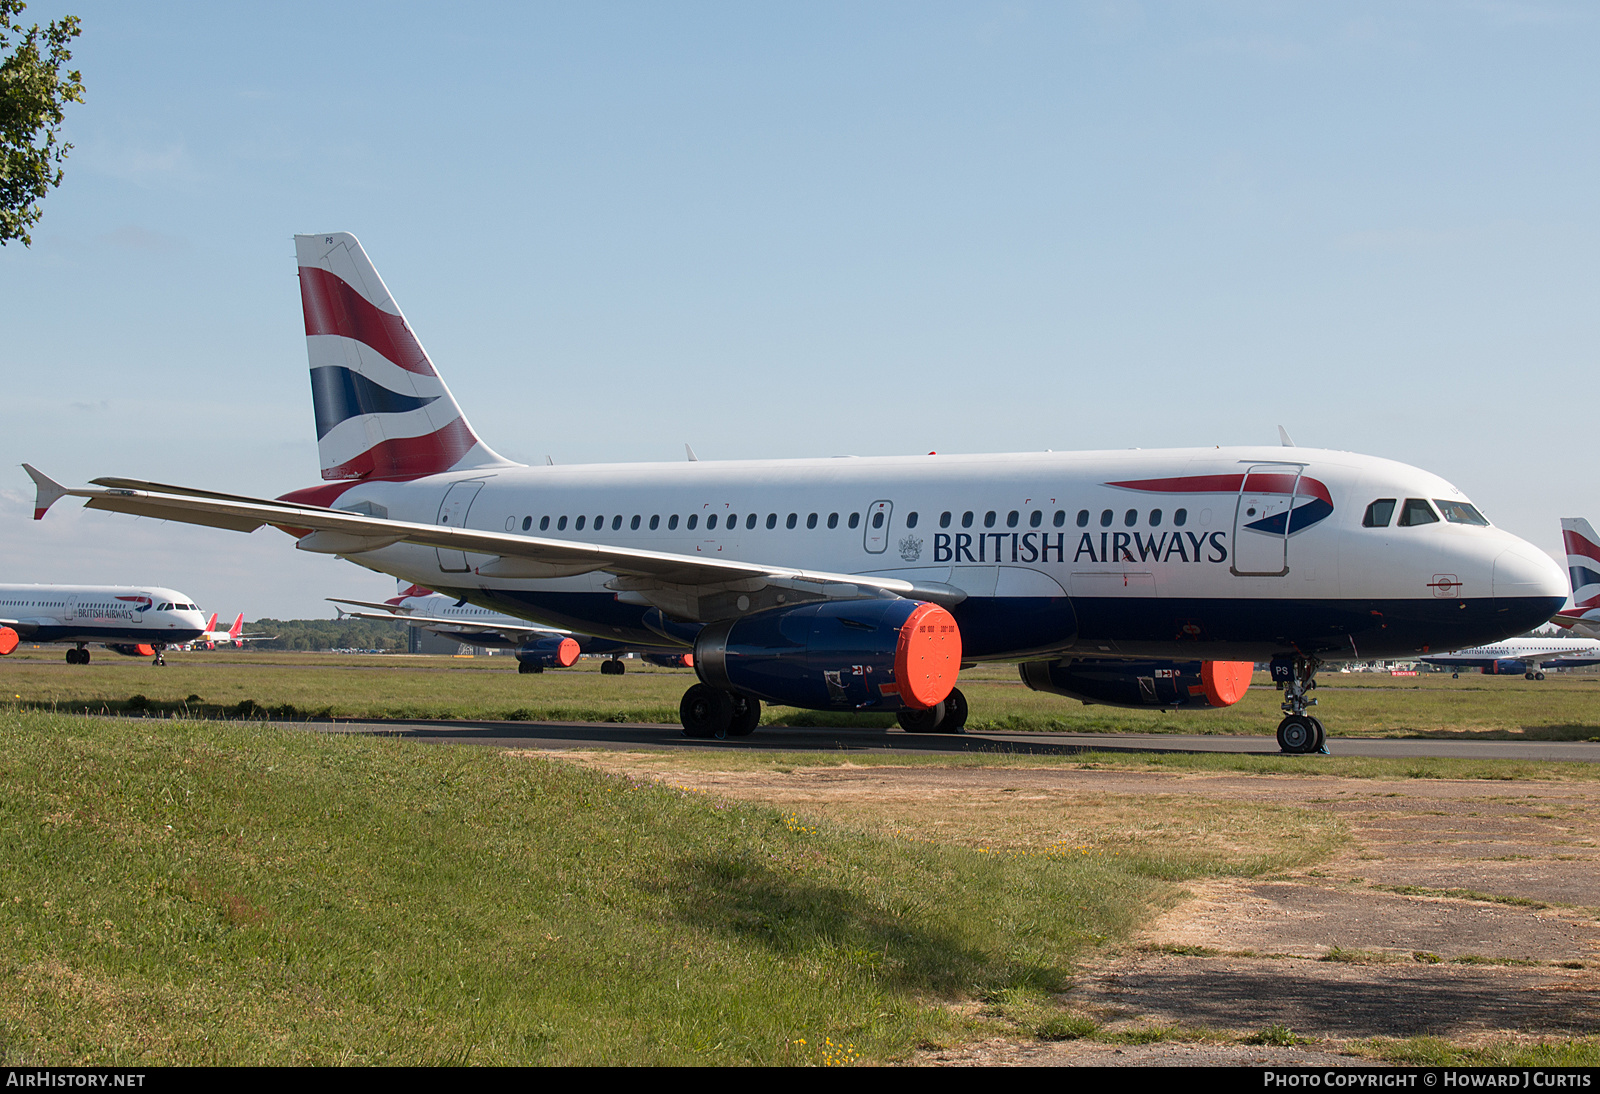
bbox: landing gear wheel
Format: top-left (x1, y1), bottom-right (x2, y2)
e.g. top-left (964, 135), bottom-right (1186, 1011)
top-left (153, 650), bottom-right (166, 667)
top-left (1525, 671), bottom-right (1535, 680)
top-left (1309, 716), bottom-right (1326, 753)
top-left (600, 658), bottom-right (626, 676)
top-left (896, 701), bottom-right (946, 733)
top-left (938, 688), bottom-right (969, 734)
top-left (518, 661), bottom-right (543, 674)
top-left (1277, 715), bottom-right (1317, 754)
top-left (66, 648), bottom-right (88, 665)
top-left (728, 695), bottom-right (761, 737)
top-left (1536, 672), bottom-right (1546, 681)
top-left (680, 684), bottom-right (734, 739)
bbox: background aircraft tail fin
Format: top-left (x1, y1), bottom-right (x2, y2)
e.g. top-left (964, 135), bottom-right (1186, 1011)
top-left (1560, 517), bottom-right (1600, 609)
top-left (294, 233), bottom-right (520, 482)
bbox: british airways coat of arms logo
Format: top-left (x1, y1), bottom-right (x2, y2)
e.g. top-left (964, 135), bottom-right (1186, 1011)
top-left (898, 535), bottom-right (923, 562)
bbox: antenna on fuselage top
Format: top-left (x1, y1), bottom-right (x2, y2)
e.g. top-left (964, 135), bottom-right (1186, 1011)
top-left (685, 444), bottom-right (699, 462)
top-left (1277, 425), bottom-right (1296, 447)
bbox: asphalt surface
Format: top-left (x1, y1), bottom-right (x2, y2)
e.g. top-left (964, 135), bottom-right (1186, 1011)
top-left (279, 718), bottom-right (1600, 761)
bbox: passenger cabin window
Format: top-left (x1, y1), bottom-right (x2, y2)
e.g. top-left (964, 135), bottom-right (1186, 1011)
top-left (687, 514), bottom-right (699, 530)
top-left (766, 513), bottom-right (777, 529)
top-left (631, 515), bottom-right (641, 530)
top-left (786, 513), bottom-right (797, 529)
top-left (1398, 498), bottom-right (1438, 527)
top-left (848, 513), bottom-right (860, 529)
top-left (668, 514), bottom-right (679, 530)
top-left (983, 511), bottom-right (996, 528)
top-left (1124, 509), bottom-right (1137, 527)
top-left (612, 515), bottom-right (622, 531)
top-left (871, 511), bottom-right (884, 529)
top-left (1029, 510), bottom-right (1041, 528)
top-left (1363, 499), bottom-right (1396, 527)
top-left (1436, 501), bottom-right (1490, 526)
top-left (707, 514), bottom-right (718, 530)
top-left (1006, 510), bottom-right (1019, 528)
top-left (575, 516), bottom-right (586, 530)
top-left (827, 513), bottom-right (839, 529)
top-left (961, 511), bottom-right (974, 528)
top-left (649, 515), bottom-right (660, 530)
top-left (905, 512), bottom-right (918, 529)
top-left (1149, 509), bottom-right (1162, 527)
top-left (1076, 510), bottom-right (1089, 527)
top-left (522, 516), bottom-right (532, 531)
top-left (540, 516), bottom-right (550, 531)
top-left (1100, 509), bottom-right (1113, 527)
top-left (557, 516), bottom-right (568, 531)
top-left (746, 513), bottom-right (757, 529)
top-left (1174, 508), bottom-right (1187, 527)
top-left (939, 511), bottom-right (952, 528)
top-left (807, 513), bottom-right (818, 529)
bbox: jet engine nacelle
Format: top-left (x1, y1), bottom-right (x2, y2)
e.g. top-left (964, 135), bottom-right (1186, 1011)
top-left (1019, 658), bottom-right (1255, 709)
top-left (1483, 659), bottom-right (1527, 676)
top-left (106, 643), bottom-right (157, 658)
top-left (693, 598), bottom-right (960, 712)
top-left (642, 652), bottom-right (694, 668)
top-left (514, 635), bottom-right (581, 669)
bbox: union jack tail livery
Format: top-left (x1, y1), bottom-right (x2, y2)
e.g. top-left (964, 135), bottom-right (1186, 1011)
top-left (296, 233), bottom-right (518, 482)
top-left (1562, 518), bottom-right (1600, 610)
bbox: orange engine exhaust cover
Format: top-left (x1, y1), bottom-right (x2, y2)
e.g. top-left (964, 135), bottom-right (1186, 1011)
top-left (1200, 660), bottom-right (1254, 707)
top-left (894, 603), bottom-right (962, 710)
top-left (0, 627), bottom-right (17, 656)
top-left (556, 638), bottom-right (581, 667)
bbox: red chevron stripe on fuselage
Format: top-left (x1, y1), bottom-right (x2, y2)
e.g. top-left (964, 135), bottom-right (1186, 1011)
top-left (1106, 473), bottom-right (1334, 506)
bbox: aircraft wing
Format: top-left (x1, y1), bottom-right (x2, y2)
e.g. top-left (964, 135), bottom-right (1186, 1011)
top-left (332, 604), bottom-right (561, 639)
top-left (27, 467), bottom-right (965, 622)
top-left (0, 618), bottom-right (41, 637)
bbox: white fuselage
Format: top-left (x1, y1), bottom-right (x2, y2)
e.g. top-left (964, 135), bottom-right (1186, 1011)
top-left (0, 585), bottom-right (208, 646)
top-left (289, 444), bottom-right (1567, 663)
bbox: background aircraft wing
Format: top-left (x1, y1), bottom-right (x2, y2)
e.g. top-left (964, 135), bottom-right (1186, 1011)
top-left (29, 468), bottom-right (965, 622)
top-left (334, 606), bottom-right (562, 639)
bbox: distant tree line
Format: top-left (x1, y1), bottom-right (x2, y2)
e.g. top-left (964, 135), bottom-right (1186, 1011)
top-left (245, 618), bottom-right (411, 652)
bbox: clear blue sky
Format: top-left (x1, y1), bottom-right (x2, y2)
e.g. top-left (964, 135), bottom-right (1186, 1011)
top-left (2, 1), bottom-right (1595, 618)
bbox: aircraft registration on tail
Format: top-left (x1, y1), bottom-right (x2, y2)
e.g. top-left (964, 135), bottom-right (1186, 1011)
top-left (24, 233), bottom-right (1569, 750)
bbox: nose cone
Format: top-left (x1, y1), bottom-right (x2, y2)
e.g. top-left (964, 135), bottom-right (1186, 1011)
top-left (1493, 544), bottom-right (1568, 603)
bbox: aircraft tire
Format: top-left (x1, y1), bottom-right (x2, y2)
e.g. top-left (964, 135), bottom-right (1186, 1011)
top-left (938, 688), bottom-right (969, 734)
top-left (896, 701), bottom-right (946, 733)
top-left (1525, 672), bottom-right (1535, 680)
top-left (728, 695), bottom-right (761, 737)
top-left (1536, 672), bottom-right (1546, 681)
top-left (1276, 716), bottom-right (1316, 754)
top-left (1309, 716), bottom-right (1326, 753)
top-left (518, 662), bottom-right (542, 674)
top-left (680, 684), bottom-right (734, 739)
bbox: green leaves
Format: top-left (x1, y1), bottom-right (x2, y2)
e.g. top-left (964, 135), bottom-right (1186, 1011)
top-left (0, 1), bottom-right (85, 246)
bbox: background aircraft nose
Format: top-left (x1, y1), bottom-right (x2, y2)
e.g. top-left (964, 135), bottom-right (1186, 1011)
top-left (1492, 544), bottom-right (1568, 603)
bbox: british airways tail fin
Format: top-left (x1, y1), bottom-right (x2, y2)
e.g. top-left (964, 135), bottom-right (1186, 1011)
top-left (295, 233), bottom-right (520, 482)
top-left (1561, 518), bottom-right (1600, 609)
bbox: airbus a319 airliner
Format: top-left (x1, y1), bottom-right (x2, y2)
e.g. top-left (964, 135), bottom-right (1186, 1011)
top-left (0, 585), bottom-right (206, 664)
top-left (25, 233), bottom-right (1568, 750)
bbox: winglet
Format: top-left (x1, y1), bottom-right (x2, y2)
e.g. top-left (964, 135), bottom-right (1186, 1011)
top-left (22, 464), bottom-right (70, 520)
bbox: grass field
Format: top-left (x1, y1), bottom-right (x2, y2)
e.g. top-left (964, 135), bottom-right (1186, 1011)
top-left (3, 648), bottom-right (1598, 740)
top-left (0, 709), bottom-right (1342, 1066)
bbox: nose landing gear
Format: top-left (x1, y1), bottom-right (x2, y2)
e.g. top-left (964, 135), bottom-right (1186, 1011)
top-left (1271, 655), bottom-right (1326, 755)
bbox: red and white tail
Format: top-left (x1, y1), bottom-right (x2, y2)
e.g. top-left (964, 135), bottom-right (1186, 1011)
top-left (1562, 518), bottom-right (1600, 610)
top-left (295, 233), bottom-right (519, 481)
top-left (388, 580), bottom-right (435, 607)
top-left (228, 613), bottom-right (244, 644)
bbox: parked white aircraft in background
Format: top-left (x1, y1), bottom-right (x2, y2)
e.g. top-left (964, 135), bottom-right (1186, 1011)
top-left (330, 582), bottom-right (693, 673)
top-left (0, 585), bottom-right (207, 665)
top-left (1419, 636), bottom-right (1600, 679)
top-left (24, 232), bottom-right (1569, 750)
top-left (189, 612), bottom-right (274, 650)
top-left (1551, 517), bottom-right (1600, 640)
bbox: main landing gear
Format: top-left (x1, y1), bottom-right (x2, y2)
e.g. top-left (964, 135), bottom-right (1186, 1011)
top-left (66, 645), bottom-right (90, 665)
top-left (1524, 670), bottom-right (1546, 681)
top-left (518, 661), bottom-right (543, 674)
top-left (679, 684), bottom-right (760, 739)
top-left (1271, 655), bottom-right (1326, 755)
top-left (600, 658), bottom-right (626, 675)
top-left (152, 644), bottom-right (167, 667)
top-left (895, 688), bottom-right (969, 734)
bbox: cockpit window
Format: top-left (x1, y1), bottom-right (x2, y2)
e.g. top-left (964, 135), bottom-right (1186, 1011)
top-left (1434, 500), bottom-right (1490, 526)
top-left (1363, 499), bottom-right (1395, 528)
top-left (1397, 498), bottom-right (1439, 527)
